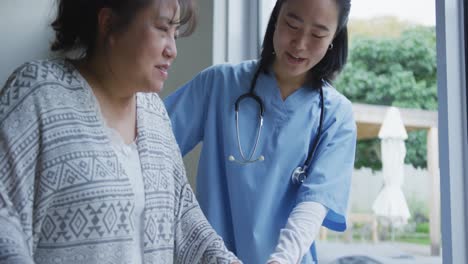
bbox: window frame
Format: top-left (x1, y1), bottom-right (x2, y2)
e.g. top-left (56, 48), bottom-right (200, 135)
top-left (212, 0), bottom-right (259, 64)
top-left (436, 0), bottom-right (468, 262)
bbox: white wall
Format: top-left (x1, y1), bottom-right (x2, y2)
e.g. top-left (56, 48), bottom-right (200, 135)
top-left (0, 0), bottom-right (55, 86)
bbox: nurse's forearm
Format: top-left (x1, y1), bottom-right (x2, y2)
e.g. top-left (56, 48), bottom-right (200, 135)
top-left (266, 201), bottom-right (327, 264)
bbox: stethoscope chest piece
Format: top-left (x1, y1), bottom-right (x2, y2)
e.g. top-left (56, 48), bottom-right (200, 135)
top-left (291, 166), bottom-right (307, 184)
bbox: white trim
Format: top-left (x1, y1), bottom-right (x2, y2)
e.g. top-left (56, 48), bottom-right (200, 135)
top-left (212, 0), bottom-right (228, 64)
top-left (436, 0), bottom-right (468, 262)
top-left (212, 0), bottom-right (260, 64)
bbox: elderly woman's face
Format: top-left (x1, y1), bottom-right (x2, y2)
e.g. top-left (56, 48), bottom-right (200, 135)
top-left (107, 0), bottom-right (180, 94)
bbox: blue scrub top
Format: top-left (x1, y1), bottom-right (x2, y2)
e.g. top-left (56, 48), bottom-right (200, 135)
top-left (164, 61), bottom-right (357, 264)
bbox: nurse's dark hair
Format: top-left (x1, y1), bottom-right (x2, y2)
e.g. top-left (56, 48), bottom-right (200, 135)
top-left (50, 0), bottom-right (196, 57)
top-left (258, 0), bottom-right (351, 88)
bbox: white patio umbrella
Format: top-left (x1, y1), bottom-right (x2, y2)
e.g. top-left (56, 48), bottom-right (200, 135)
top-left (372, 107), bottom-right (411, 227)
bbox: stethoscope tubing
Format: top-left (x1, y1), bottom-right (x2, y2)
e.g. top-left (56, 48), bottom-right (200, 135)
top-left (303, 85), bottom-right (325, 171)
top-left (230, 66), bottom-right (324, 184)
top-left (291, 85), bottom-right (324, 184)
top-left (234, 110), bottom-right (264, 163)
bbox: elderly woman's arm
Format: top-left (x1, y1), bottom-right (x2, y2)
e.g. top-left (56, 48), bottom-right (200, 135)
top-left (0, 65), bottom-right (38, 264)
top-left (157, 93), bottom-right (240, 264)
top-left (173, 180), bottom-right (242, 264)
top-left (0, 187), bottom-right (35, 264)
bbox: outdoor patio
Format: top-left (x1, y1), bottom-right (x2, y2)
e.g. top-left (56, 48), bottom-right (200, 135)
top-left (322, 104), bottom-right (442, 264)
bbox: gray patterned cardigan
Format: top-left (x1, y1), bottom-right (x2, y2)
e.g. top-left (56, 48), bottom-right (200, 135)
top-left (0, 59), bottom-right (239, 264)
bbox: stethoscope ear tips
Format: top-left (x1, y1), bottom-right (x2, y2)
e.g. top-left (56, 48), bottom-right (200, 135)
top-left (228, 155), bottom-right (235, 161)
top-left (259, 155), bottom-right (265, 161)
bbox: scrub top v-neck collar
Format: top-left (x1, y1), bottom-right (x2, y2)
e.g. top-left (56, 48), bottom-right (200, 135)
top-left (255, 69), bottom-right (321, 116)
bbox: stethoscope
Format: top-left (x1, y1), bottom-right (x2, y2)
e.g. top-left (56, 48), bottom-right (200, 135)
top-left (228, 68), bottom-right (325, 185)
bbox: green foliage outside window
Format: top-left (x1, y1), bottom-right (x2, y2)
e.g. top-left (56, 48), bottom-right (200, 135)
top-left (335, 24), bottom-right (437, 170)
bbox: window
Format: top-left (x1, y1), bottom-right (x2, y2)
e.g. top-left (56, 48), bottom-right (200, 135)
top-left (212, 0), bottom-right (260, 64)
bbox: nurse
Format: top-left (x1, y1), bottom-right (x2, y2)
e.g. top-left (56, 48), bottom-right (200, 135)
top-left (165, 0), bottom-right (356, 263)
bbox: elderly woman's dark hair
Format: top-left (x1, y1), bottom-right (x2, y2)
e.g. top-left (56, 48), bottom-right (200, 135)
top-left (258, 0), bottom-right (351, 88)
top-left (51, 0), bottom-right (196, 57)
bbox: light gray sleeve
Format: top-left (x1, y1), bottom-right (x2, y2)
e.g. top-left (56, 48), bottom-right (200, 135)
top-left (0, 191), bottom-right (35, 264)
top-left (173, 181), bottom-right (241, 264)
top-left (151, 93), bottom-right (241, 264)
top-left (0, 64), bottom-right (38, 264)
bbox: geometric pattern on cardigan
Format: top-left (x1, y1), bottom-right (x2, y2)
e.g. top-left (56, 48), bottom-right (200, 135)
top-left (0, 59), bottom-right (240, 264)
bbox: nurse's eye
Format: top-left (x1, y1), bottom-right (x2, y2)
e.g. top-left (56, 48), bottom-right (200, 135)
top-left (312, 34), bottom-right (327, 39)
top-left (285, 21), bottom-right (299, 30)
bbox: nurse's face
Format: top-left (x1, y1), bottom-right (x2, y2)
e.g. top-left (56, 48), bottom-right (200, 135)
top-left (106, 0), bottom-right (179, 94)
top-left (272, 0), bottom-right (338, 83)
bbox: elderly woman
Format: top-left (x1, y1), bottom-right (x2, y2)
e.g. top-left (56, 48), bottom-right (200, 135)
top-left (0, 0), bottom-right (240, 263)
